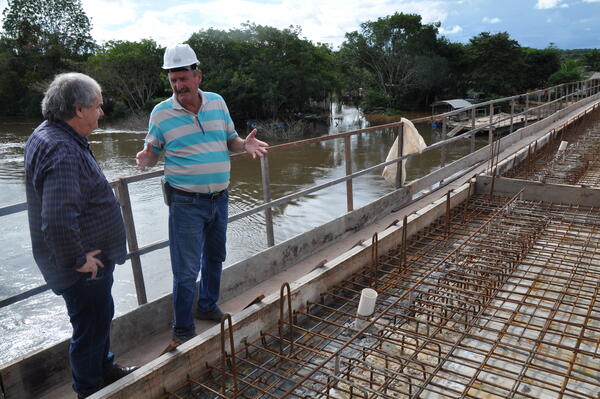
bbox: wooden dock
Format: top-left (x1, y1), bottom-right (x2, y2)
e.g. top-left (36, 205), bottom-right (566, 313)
top-left (446, 112), bottom-right (540, 136)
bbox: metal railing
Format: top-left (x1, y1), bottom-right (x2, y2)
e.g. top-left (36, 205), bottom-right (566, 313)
top-left (1, 78), bottom-right (598, 309)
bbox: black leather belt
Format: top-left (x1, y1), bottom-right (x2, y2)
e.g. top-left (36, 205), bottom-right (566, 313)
top-left (171, 187), bottom-right (225, 199)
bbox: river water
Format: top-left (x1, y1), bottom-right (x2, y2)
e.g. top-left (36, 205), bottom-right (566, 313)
top-left (0, 104), bottom-right (486, 365)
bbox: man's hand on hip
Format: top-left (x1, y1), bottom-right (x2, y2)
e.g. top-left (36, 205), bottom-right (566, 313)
top-left (76, 249), bottom-right (105, 279)
top-left (135, 142), bottom-right (159, 171)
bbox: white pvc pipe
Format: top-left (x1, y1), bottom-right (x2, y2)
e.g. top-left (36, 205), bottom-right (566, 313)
top-left (558, 141), bottom-right (568, 152)
top-left (357, 288), bottom-right (378, 316)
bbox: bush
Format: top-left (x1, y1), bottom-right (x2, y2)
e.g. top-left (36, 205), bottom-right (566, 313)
top-left (361, 89), bottom-right (392, 113)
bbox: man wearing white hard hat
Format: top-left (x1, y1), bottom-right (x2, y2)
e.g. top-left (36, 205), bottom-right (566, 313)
top-left (136, 43), bottom-right (268, 345)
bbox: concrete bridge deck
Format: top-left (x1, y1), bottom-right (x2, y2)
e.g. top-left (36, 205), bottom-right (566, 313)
top-left (3, 93), bottom-right (599, 399)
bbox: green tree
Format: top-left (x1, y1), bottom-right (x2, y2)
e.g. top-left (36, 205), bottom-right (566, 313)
top-left (521, 47), bottom-right (561, 89)
top-left (339, 13), bottom-right (446, 112)
top-left (2, 0), bottom-right (95, 58)
top-left (582, 49), bottom-right (600, 71)
top-left (466, 32), bottom-right (525, 97)
top-left (436, 40), bottom-right (469, 100)
top-left (548, 59), bottom-right (582, 85)
top-left (87, 40), bottom-right (165, 115)
top-left (187, 24), bottom-right (340, 119)
top-left (0, 0), bottom-right (96, 116)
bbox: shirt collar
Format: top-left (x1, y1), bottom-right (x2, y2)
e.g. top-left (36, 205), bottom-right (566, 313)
top-left (171, 89), bottom-right (206, 113)
top-left (50, 120), bottom-right (90, 149)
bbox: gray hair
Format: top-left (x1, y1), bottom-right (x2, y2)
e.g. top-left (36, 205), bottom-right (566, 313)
top-left (41, 73), bottom-right (102, 121)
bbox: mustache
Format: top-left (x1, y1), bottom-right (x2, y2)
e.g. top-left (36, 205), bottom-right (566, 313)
top-left (175, 88), bottom-right (190, 94)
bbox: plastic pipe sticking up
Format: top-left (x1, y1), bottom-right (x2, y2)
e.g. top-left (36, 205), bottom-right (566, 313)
top-left (556, 141), bottom-right (568, 161)
top-left (355, 288), bottom-right (378, 330)
top-left (558, 141), bottom-right (568, 152)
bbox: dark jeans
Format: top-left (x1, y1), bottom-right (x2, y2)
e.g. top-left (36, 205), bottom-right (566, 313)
top-left (169, 190), bottom-right (228, 340)
top-left (59, 262), bottom-right (115, 397)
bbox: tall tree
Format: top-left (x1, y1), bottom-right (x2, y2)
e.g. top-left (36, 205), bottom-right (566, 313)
top-left (0, 0), bottom-right (96, 116)
top-left (521, 47), bottom-right (561, 90)
top-left (548, 59), bottom-right (582, 85)
top-left (582, 49), bottom-right (600, 71)
top-left (339, 13), bottom-right (445, 111)
top-left (187, 24), bottom-right (340, 119)
top-left (466, 32), bottom-right (524, 97)
top-left (2, 0), bottom-right (95, 58)
top-left (87, 40), bottom-right (165, 115)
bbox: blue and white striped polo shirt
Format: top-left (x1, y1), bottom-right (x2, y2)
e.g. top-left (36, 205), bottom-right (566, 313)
top-left (146, 90), bottom-right (239, 193)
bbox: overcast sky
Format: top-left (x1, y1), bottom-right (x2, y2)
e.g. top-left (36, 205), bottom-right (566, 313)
top-left (1, 0), bottom-right (599, 49)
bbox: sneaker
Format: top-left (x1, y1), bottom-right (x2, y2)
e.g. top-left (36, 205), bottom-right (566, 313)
top-left (194, 305), bottom-right (225, 322)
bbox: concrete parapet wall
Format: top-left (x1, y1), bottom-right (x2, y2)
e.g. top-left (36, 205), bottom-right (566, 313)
top-left (477, 175), bottom-right (600, 206)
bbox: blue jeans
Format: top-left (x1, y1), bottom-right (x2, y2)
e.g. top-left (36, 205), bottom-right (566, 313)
top-left (58, 262), bottom-right (115, 397)
top-left (169, 190), bottom-right (228, 339)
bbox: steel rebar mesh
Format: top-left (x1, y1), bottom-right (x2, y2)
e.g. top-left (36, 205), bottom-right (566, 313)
top-left (166, 192), bottom-right (600, 399)
top-left (504, 108), bottom-right (600, 187)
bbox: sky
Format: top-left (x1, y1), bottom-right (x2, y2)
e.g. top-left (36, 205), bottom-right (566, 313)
top-left (1, 0), bottom-right (599, 49)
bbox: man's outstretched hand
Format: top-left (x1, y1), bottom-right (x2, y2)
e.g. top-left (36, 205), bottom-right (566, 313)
top-left (136, 142), bottom-right (159, 171)
top-left (244, 129), bottom-right (268, 159)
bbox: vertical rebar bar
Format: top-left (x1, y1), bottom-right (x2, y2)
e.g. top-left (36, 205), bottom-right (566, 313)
top-left (279, 282), bottom-right (294, 357)
top-left (220, 313), bottom-right (238, 396)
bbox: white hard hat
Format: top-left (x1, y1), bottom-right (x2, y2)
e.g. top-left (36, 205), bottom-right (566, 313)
top-left (162, 43), bottom-right (199, 70)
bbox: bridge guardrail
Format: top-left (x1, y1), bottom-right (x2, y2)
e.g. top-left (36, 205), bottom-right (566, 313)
top-left (1, 78), bottom-right (598, 309)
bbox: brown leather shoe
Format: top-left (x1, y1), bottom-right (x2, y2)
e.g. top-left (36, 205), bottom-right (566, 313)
top-left (160, 333), bottom-right (196, 355)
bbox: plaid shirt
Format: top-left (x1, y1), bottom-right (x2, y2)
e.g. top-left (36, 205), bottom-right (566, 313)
top-left (25, 120), bottom-right (126, 292)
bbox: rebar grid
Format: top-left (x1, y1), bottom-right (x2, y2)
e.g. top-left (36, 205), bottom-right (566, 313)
top-left (166, 192), bottom-right (600, 399)
top-left (505, 108), bottom-right (600, 186)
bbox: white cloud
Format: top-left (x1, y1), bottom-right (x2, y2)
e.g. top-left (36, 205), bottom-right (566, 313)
top-left (582, 0), bottom-right (600, 2)
top-left (439, 25), bottom-right (463, 35)
top-left (535, 0), bottom-right (568, 9)
top-left (482, 17), bottom-right (501, 23)
top-left (81, 0), bottom-right (453, 48)
top-left (82, 0), bottom-right (138, 27)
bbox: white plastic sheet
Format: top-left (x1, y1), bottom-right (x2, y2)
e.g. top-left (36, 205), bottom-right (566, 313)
top-left (382, 118), bottom-right (427, 186)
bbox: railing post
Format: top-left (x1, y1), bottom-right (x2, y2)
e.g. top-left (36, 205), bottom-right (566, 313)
top-left (470, 107), bottom-right (476, 153)
top-left (509, 98), bottom-right (515, 133)
top-left (537, 91), bottom-right (542, 121)
top-left (441, 116), bottom-right (447, 168)
top-left (558, 85), bottom-right (562, 112)
top-left (395, 124), bottom-right (404, 189)
top-left (116, 178), bottom-right (147, 305)
top-left (488, 103), bottom-right (494, 147)
top-left (260, 155), bottom-right (275, 247)
top-left (525, 94), bottom-right (530, 126)
top-left (344, 135), bottom-right (354, 211)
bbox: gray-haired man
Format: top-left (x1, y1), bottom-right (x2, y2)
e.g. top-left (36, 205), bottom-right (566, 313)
top-left (25, 72), bottom-right (137, 398)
